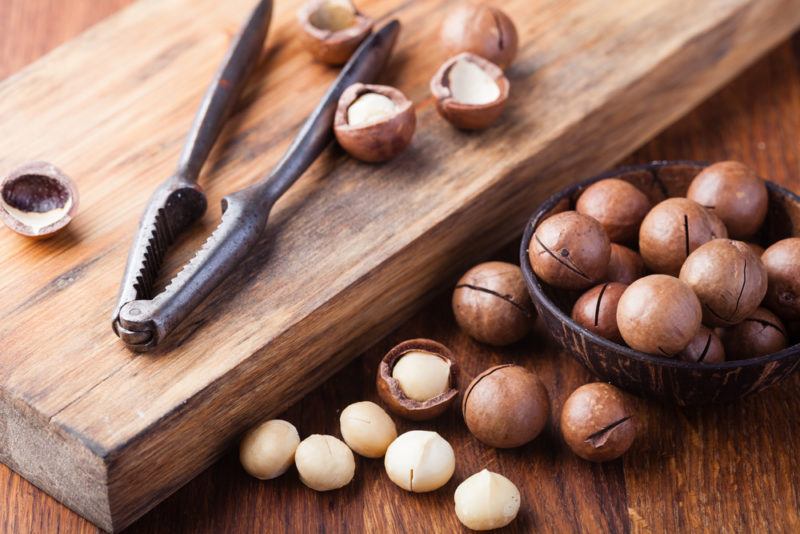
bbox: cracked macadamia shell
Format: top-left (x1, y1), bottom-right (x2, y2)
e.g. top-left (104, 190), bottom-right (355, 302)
top-left (297, 0), bottom-right (373, 65)
top-left (239, 419), bottom-right (300, 480)
top-left (334, 83), bottom-right (416, 162)
top-left (454, 469), bottom-right (521, 531)
top-left (639, 197), bottom-right (727, 276)
top-left (431, 53), bottom-right (509, 130)
top-left (616, 274), bottom-right (702, 356)
top-left (294, 434), bottom-right (355, 491)
top-left (679, 239), bottom-right (767, 327)
top-left (529, 210), bottom-right (611, 290)
top-left (761, 237), bottom-right (800, 321)
top-left (677, 325), bottom-right (725, 364)
top-left (339, 401), bottom-right (397, 458)
top-left (384, 430), bottom-right (455, 492)
top-left (0, 161), bottom-right (78, 238)
top-left (376, 339), bottom-right (458, 421)
top-left (462, 364), bottom-right (549, 448)
top-left (606, 243), bottom-right (645, 285)
top-left (560, 382), bottom-right (636, 462)
top-left (719, 307), bottom-right (788, 360)
top-left (452, 261), bottom-right (535, 346)
top-left (440, 3), bottom-right (518, 68)
top-left (686, 161), bottom-right (768, 239)
top-left (576, 178), bottom-right (652, 243)
top-left (571, 282), bottom-right (628, 343)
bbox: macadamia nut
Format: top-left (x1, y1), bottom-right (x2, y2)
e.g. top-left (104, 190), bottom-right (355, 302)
top-left (347, 93), bottom-right (396, 126)
top-left (294, 434), bottom-right (355, 491)
top-left (239, 419), bottom-right (300, 480)
top-left (454, 469), bottom-right (521, 531)
top-left (339, 401), bottom-right (397, 458)
top-left (384, 430), bottom-right (455, 492)
top-left (391, 351), bottom-right (451, 402)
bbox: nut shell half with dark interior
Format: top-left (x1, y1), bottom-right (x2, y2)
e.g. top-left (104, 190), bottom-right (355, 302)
top-left (719, 307), bottom-right (788, 360)
top-left (334, 83), bottom-right (416, 163)
top-left (440, 2), bottom-right (519, 68)
top-left (298, 0), bottom-right (373, 65)
top-left (452, 261), bottom-right (535, 346)
top-left (430, 53), bottom-right (509, 130)
top-left (377, 339), bottom-right (458, 421)
top-left (677, 325), bottom-right (725, 364)
top-left (761, 237), bottom-right (800, 321)
top-left (571, 282), bottom-right (627, 343)
top-left (575, 178), bottom-right (652, 243)
top-left (0, 161), bottom-right (79, 238)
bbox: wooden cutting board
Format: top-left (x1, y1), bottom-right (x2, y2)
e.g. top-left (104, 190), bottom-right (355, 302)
top-left (0, 0), bottom-right (798, 530)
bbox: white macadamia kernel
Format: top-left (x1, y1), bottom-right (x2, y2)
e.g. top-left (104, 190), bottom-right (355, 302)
top-left (294, 434), bottom-right (355, 491)
top-left (347, 93), bottom-right (396, 126)
top-left (340, 401), bottom-right (397, 458)
top-left (391, 351), bottom-right (451, 402)
top-left (448, 59), bottom-right (500, 105)
top-left (309, 0), bottom-right (356, 31)
top-left (384, 430), bottom-right (455, 492)
top-left (239, 419), bottom-right (300, 480)
top-left (454, 469), bottom-right (521, 531)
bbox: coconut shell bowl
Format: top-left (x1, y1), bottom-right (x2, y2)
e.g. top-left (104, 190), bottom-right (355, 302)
top-left (520, 161), bottom-right (800, 405)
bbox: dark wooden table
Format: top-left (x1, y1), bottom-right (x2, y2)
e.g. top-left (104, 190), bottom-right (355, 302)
top-left (2, 2), bottom-right (799, 532)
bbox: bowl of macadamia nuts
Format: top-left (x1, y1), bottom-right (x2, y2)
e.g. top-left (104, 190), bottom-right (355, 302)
top-left (520, 160), bottom-right (800, 405)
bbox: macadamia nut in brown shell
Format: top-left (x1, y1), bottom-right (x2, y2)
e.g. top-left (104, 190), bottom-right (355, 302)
top-left (761, 237), bottom-right (800, 321)
top-left (298, 0), bottom-right (373, 65)
top-left (440, 3), bottom-right (518, 68)
top-left (719, 307), bottom-right (788, 360)
top-left (677, 326), bottom-right (725, 364)
top-left (571, 282), bottom-right (627, 343)
top-left (576, 178), bottom-right (651, 243)
top-left (606, 243), bottom-right (645, 285)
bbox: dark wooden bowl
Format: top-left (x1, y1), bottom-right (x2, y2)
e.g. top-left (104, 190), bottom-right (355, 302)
top-left (519, 161), bottom-right (800, 405)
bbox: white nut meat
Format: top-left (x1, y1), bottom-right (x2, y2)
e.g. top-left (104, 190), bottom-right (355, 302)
top-left (391, 351), bottom-right (451, 402)
top-left (454, 469), bottom-right (521, 530)
top-left (347, 93), bottom-right (396, 126)
top-left (448, 57), bottom-right (501, 105)
top-left (340, 401), bottom-right (397, 458)
top-left (239, 419), bottom-right (300, 480)
top-left (294, 434), bottom-right (355, 491)
top-left (384, 430), bottom-right (455, 492)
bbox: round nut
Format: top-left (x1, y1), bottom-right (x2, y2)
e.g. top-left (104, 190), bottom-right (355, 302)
top-left (0, 161), bottom-right (79, 238)
top-left (606, 243), bottom-right (645, 285)
top-left (761, 237), bottom-right (800, 321)
top-left (454, 469), bottom-right (521, 531)
top-left (339, 401), bottom-right (397, 458)
top-left (239, 419), bottom-right (300, 480)
top-left (560, 382), bottom-right (636, 462)
top-left (686, 161), bottom-right (768, 239)
top-left (616, 274), bottom-right (702, 356)
top-left (376, 339), bottom-right (458, 421)
top-left (676, 325), bottom-right (725, 364)
top-left (430, 53), bottom-right (509, 130)
top-left (440, 3), bottom-right (518, 68)
top-left (719, 307), bottom-right (788, 360)
top-left (462, 364), bottom-right (549, 448)
top-left (571, 282), bottom-right (627, 343)
top-left (384, 430), bottom-right (455, 492)
top-left (529, 210), bottom-right (611, 290)
top-left (297, 0), bottom-right (373, 65)
top-left (452, 261), bottom-right (535, 346)
top-left (294, 434), bottom-right (355, 491)
top-left (575, 178), bottom-right (652, 243)
top-left (334, 83), bottom-right (416, 162)
top-left (679, 239), bottom-right (767, 327)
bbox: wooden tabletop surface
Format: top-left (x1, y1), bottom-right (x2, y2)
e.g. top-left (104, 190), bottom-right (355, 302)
top-left (2, 1), bottom-right (799, 532)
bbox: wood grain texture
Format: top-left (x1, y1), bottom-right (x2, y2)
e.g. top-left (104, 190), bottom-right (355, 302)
top-left (1, 0), bottom-right (800, 532)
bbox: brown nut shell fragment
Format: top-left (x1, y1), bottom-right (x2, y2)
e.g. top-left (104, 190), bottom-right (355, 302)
top-left (529, 210), bottom-right (611, 290)
top-left (377, 339), bottom-right (458, 421)
top-left (761, 237), bottom-right (800, 321)
top-left (298, 0), bottom-right (373, 65)
top-left (452, 261), bottom-right (535, 346)
top-left (462, 364), bottom-right (549, 448)
top-left (571, 282), bottom-right (627, 343)
top-left (575, 178), bottom-right (652, 243)
top-left (560, 382), bottom-right (636, 462)
top-left (440, 2), bottom-right (519, 68)
top-left (677, 326), bottom-right (725, 364)
top-left (431, 53), bottom-right (509, 130)
top-left (639, 197), bottom-right (728, 276)
top-left (334, 83), bottom-right (416, 163)
top-left (686, 161), bottom-right (768, 239)
top-left (679, 239), bottom-right (767, 327)
top-left (0, 161), bottom-right (79, 238)
top-left (719, 307), bottom-right (788, 360)
top-left (606, 243), bottom-right (645, 285)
